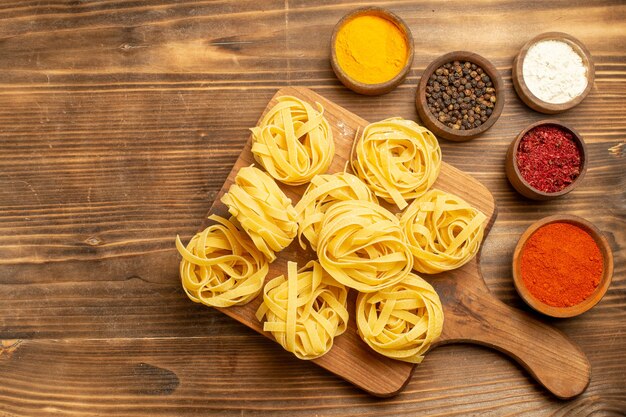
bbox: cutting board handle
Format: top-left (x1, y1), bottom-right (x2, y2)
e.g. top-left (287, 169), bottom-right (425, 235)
top-left (437, 286), bottom-right (591, 399)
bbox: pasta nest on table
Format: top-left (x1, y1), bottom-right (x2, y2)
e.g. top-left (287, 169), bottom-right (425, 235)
top-left (400, 189), bottom-right (486, 274)
top-left (351, 117), bottom-right (441, 210)
top-left (356, 273), bottom-right (444, 364)
top-left (175, 215), bottom-right (269, 308)
top-left (294, 172), bottom-right (377, 251)
top-left (256, 260), bottom-right (349, 360)
top-left (316, 200), bottom-right (413, 293)
top-left (251, 96), bottom-right (335, 186)
top-left (221, 165), bottom-right (297, 262)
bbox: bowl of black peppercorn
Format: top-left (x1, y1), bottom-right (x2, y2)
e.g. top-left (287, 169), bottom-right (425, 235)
top-left (416, 51), bottom-right (505, 142)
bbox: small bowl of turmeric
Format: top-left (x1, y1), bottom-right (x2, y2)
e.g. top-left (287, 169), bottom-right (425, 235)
top-left (512, 215), bottom-right (613, 318)
top-left (330, 7), bottom-right (414, 96)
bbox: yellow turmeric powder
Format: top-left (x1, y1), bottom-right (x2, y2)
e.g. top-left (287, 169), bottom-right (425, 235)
top-left (335, 15), bottom-right (408, 85)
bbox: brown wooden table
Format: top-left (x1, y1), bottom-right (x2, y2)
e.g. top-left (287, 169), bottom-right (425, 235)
top-left (1, 1), bottom-right (624, 415)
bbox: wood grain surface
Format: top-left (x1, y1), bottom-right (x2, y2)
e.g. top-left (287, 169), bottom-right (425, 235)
top-left (0, 1), bottom-right (624, 416)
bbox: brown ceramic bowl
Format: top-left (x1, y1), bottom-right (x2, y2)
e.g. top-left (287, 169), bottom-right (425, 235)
top-left (330, 7), bottom-right (414, 96)
top-left (512, 32), bottom-right (594, 114)
top-left (416, 51), bottom-right (505, 142)
top-left (512, 215), bottom-right (613, 318)
top-left (505, 120), bottom-right (587, 200)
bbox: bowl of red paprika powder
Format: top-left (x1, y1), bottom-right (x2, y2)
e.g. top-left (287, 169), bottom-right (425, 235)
top-left (506, 120), bottom-right (587, 200)
top-left (512, 215), bottom-right (613, 318)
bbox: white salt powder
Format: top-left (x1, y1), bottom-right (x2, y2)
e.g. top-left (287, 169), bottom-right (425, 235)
top-left (522, 40), bottom-right (588, 104)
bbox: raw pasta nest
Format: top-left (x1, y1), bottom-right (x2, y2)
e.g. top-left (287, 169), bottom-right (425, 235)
top-left (175, 215), bottom-right (269, 308)
top-left (251, 96), bottom-right (335, 186)
top-left (400, 189), bottom-right (486, 274)
top-left (295, 172), bottom-right (377, 251)
top-left (356, 273), bottom-right (444, 363)
top-left (256, 260), bottom-right (349, 360)
top-left (221, 165), bottom-right (297, 262)
top-left (352, 117), bottom-right (441, 210)
top-left (317, 200), bottom-right (413, 293)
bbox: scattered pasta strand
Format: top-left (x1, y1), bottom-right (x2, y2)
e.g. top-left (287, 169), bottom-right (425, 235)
top-left (251, 96), bottom-right (335, 185)
top-left (256, 260), bottom-right (349, 360)
top-left (317, 200), bottom-right (413, 293)
top-left (356, 273), bottom-right (444, 363)
top-left (175, 215), bottom-right (269, 308)
top-left (295, 172), bottom-right (377, 251)
top-left (352, 118), bottom-right (441, 210)
top-left (400, 189), bottom-right (486, 274)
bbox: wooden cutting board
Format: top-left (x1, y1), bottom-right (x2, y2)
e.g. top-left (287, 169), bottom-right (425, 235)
top-left (202, 87), bottom-right (590, 399)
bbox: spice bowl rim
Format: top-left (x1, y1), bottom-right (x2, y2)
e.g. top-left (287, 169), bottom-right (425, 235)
top-left (512, 214), bottom-right (613, 319)
top-left (415, 50), bottom-right (505, 142)
top-left (505, 119), bottom-right (588, 200)
top-left (330, 7), bottom-right (415, 96)
top-left (512, 31), bottom-right (595, 114)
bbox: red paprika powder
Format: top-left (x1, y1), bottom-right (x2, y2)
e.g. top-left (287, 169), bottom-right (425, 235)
top-left (516, 125), bottom-right (581, 193)
top-left (520, 222), bottom-right (603, 307)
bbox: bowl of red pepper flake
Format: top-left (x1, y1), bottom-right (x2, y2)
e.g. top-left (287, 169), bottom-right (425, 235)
top-left (506, 120), bottom-right (588, 200)
top-left (512, 215), bottom-right (613, 318)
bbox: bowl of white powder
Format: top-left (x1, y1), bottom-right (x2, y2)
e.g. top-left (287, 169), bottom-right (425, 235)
top-left (513, 32), bottom-right (594, 114)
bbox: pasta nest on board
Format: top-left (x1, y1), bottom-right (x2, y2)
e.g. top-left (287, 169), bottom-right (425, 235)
top-left (316, 200), bottom-right (413, 293)
top-left (400, 189), bottom-right (486, 274)
top-left (352, 117), bottom-right (441, 210)
top-left (356, 273), bottom-right (444, 364)
top-left (251, 96), bottom-right (335, 186)
top-left (256, 260), bottom-right (349, 360)
top-left (294, 172), bottom-right (377, 251)
top-left (175, 215), bottom-right (269, 308)
top-left (221, 165), bottom-right (297, 262)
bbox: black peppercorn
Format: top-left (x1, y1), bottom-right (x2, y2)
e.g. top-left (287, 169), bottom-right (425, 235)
top-left (426, 60), bottom-right (496, 130)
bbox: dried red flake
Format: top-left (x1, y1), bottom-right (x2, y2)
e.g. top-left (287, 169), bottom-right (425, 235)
top-left (516, 125), bottom-right (581, 193)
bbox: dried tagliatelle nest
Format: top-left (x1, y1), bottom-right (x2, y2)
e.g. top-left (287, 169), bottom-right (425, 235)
top-left (221, 165), bottom-right (297, 262)
top-left (175, 215), bottom-right (269, 308)
top-left (295, 172), bottom-right (377, 251)
top-left (356, 273), bottom-right (444, 363)
top-left (251, 96), bottom-right (335, 186)
top-left (256, 260), bottom-right (349, 360)
top-left (351, 117), bottom-right (441, 210)
top-left (316, 199), bottom-right (413, 293)
top-left (400, 189), bottom-right (486, 274)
